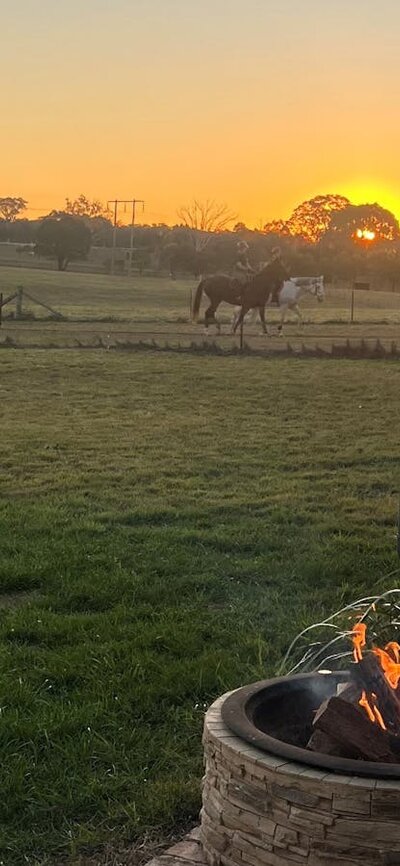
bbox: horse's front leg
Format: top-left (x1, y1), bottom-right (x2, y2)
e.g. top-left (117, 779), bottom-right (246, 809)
top-left (233, 305), bottom-right (249, 334)
top-left (294, 304), bottom-right (303, 326)
top-left (231, 306), bottom-right (241, 334)
top-left (258, 305), bottom-right (269, 336)
top-left (277, 304), bottom-right (287, 337)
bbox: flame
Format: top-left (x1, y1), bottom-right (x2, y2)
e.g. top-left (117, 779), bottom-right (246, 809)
top-left (352, 622), bottom-right (400, 730)
top-left (359, 691), bottom-right (387, 730)
top-left (359, 690), bottom-right (375, 723)
top-left (351, 623), bottom-right (400, 684)
top-left (352, 622), bottom-right (367, 662)
top-left (372, 644), bottom-right (400, 689)
top-left (384, 642), bottom-right (400, 663)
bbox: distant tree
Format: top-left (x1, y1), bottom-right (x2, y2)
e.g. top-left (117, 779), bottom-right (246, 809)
top-left (177, 199), bottom-right (237, 253)
top-left (328, 203), bottom-right (399, 243)
top-left (35, 212), bottom-right (91, 271)
top-left (265, 195), bottom-right (350, 243)
top-left (288, 194), bottom-right (350, 242)
top-left (0, 197), bottom-right (27, 222)
top-left (65, 194), bottom-right (110, 219)
top-left (263, 218), bottom-right (292, 236)
top-left (88, 216), bottom-right (113, 246)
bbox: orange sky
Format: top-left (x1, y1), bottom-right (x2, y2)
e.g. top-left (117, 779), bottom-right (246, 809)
top-left (3, 0), bottom-right (400, 227)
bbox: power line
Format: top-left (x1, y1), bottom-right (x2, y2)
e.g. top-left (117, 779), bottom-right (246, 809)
top-left (107, 199), bottom-right (145, 276)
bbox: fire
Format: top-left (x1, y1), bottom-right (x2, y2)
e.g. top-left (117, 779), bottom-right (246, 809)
top-left (351, 622), bottom-right (400, 686)
top-left (359, 690), bottom-right (387, 730)
top-left (372, 644), bottom-right (400, 689)
top-left (351, 622), bottom-right (400, 729)
top-left (352, 622), bottom-right (366, 662)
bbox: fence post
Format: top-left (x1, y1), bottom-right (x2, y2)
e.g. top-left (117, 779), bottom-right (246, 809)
top-left (350, 288), bottom-right (355, 324)
top-left (16, 287), bottom-right (23, 320)
top-left (240, 320), bottom-right (244, 350)
top-left (0, 293), bottom-right (2, 328)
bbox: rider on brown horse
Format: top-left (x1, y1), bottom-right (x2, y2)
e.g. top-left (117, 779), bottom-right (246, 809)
top-left (192, 247), bottom-right (290, 334)
top-left (234, 240), bottom-right (255, 284)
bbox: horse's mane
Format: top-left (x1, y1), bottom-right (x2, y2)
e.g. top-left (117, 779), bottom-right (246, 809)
top-left (248, 259), bottom-right (288, 287)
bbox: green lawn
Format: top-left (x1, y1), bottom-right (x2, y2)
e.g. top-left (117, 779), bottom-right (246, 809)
top-left (0, 350), bottom-right (399, 864)
top-left (1, 264), bottom-right (400, 326)
top-left (0, 267), bottom-right (193, 322)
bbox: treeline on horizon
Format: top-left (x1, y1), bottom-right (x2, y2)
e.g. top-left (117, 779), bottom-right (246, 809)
top-left (1, 193), bottom-right (400, 283)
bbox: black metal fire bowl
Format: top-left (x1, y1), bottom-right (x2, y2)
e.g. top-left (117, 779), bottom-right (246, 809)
top-left (221, 671), bottom-right (400, 778)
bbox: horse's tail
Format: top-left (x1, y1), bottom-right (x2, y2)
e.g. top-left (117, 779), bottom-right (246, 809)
top-left (192, 279), bottom-right (205, 322)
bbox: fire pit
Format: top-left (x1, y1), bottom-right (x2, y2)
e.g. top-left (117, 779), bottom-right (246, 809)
top-left (201, 673), bottom-right (400, 865)
top-left (221, 672), bottom-right (400, 777)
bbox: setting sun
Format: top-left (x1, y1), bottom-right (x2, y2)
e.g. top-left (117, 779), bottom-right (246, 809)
top-left (356, 228), bottom-right (376, 241)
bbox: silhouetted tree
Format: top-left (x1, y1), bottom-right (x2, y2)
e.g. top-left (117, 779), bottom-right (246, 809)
top-left (0, 196), bottom-right (28, 222)
top-left (328, 203), bottom-right (399, 243)
top-left (177, 199), bottom-right (236, 252)
top-left (65, 194), bottom-right (110, 219)
top-left (35, 212), bottom-right (91, 271)
top-left (263, 218), bottom-right (292, 236)
top-left (175, 200), bottom-right (236, 276)
top-left (265, 195), bottom-right (350, 243)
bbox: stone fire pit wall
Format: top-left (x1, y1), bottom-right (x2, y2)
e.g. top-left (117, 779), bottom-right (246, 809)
top-left (201, 693), bottom-right (400, 866)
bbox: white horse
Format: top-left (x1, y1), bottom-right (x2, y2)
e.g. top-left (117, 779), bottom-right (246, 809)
top-left (232, 276), bottom-right (325, 335)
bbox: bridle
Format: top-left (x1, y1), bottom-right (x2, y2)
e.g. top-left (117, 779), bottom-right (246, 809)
top-left (305, 277), bottom-right (324, 300)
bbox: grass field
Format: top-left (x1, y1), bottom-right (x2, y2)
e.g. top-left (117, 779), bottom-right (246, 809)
top-left (1, 266), bottom-right (400, 333)
top-left (1, 348), bottom-right (399, 865)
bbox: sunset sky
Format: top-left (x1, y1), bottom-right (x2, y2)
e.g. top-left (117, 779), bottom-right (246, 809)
top-left (3, 0), bottom-right (400, 226)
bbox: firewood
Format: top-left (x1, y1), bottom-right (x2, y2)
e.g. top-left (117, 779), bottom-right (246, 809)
top-left (307, 728), bottom-right (360, 759)
top-left (351, 654), bottom-right (400, 735)
top-left (336, 683), bottom-right (360, 703)
top-left (311, 696), bottom-right (400, 763)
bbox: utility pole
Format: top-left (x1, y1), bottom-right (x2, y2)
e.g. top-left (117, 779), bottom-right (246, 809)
top-left (107, 198), bottom-right (145, 276)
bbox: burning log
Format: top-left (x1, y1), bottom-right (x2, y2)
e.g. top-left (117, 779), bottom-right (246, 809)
top-left (307, 727), bottom-right (360, 759)
top-left (305, 622), bottom-right (400, 764)
top-left (351, 654), bottom-right (400, 735)
top-left (308, 696), bottom-right (400, 763)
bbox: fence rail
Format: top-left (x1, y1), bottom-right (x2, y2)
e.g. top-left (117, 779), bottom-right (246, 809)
top-left (0, 279), bottom-right (400, 329)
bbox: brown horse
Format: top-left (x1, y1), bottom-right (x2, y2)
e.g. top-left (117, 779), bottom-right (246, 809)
top-left (192, 260), bottom-right (290, 334)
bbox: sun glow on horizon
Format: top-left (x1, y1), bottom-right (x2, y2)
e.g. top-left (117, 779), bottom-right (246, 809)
top-left (4, 3), bottom-right (400, 229)
top-left (356, 228), bottom-right (376, 241)
top-left (343, 181), bottom-right (400, 223)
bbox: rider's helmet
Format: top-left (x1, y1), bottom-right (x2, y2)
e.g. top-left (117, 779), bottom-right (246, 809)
top-left (271, 246), bottom-right (281, 259)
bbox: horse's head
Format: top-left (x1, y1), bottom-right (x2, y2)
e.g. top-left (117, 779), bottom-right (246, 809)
top-left (293, 276), bottom-right (324, 301)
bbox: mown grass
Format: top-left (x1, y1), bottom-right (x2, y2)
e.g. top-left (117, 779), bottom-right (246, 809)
top-left (0, 350), bottom-right (399, 864)
top-left (2, 265), bottom-right (400, 325)
top-left (0, 268), bottom-right (193, 322)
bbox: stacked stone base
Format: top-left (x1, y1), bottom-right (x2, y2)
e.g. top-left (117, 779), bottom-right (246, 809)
top-left (201, 693), bottom-right (400, 866)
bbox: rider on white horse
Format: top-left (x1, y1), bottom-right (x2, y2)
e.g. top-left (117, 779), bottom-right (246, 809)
top-left (269, 246), bottom-right (289, 305)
